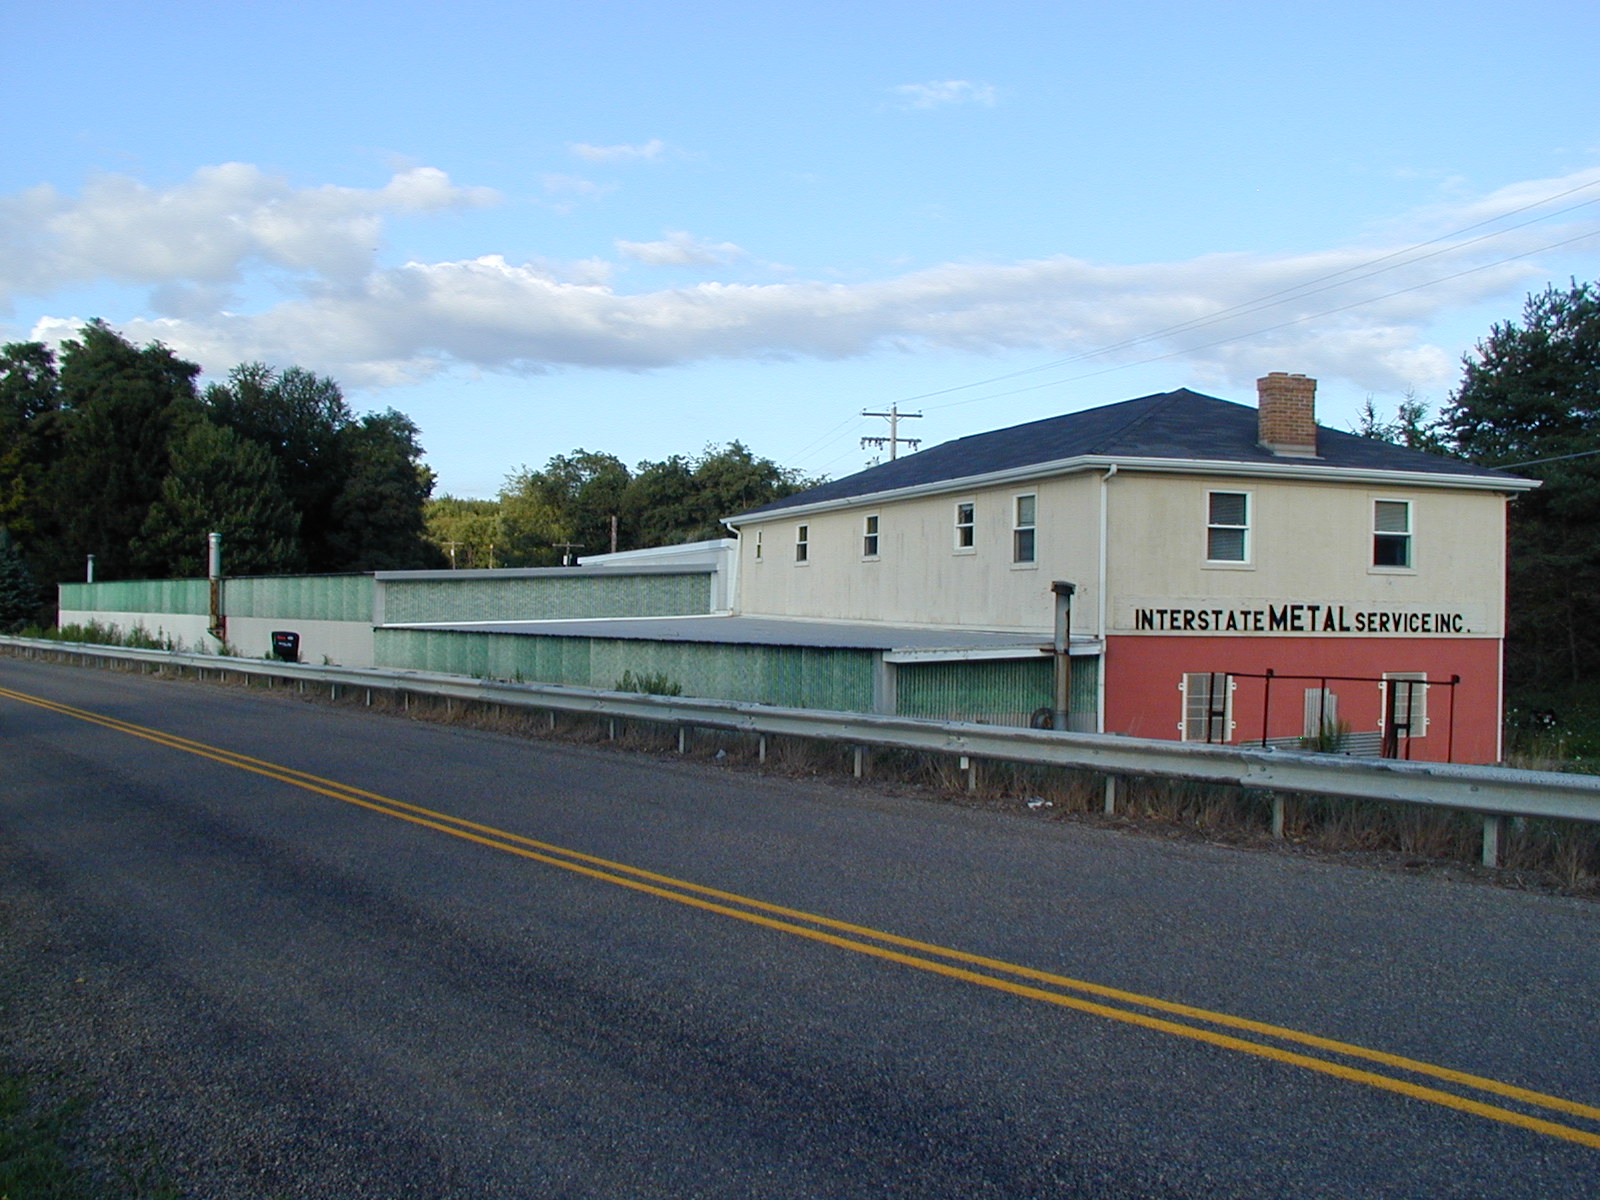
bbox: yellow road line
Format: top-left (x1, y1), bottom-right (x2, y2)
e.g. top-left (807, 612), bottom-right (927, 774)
top-left (5, 682), bottom-right (1600, 1149)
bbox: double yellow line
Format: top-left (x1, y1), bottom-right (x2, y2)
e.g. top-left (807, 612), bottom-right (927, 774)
top-left (6, 681), bottom-right (1600, 1149)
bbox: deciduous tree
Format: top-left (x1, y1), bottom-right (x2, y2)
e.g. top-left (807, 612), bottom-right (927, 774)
top-left (46, 321), bottom-right (200, 582)
top-left (324, 410), bottom-right (444, 571)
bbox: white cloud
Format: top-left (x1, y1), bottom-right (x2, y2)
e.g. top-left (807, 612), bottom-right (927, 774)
top-left (568, 139), bottom-right (667, 164)
top-left (538, 174), bottom-right (617, 212)
top-left (0, 164), bottom-right (499, 305)
top-left (615, 231), bottom-right (746, 267)
top-left (12, 164), bottom-right (1600, 401)
top-left (891, 80), bottom-right (998, 110)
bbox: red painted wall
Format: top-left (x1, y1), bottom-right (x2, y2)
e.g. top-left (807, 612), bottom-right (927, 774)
top-left (1102, 636), bottom-right (1503, 764)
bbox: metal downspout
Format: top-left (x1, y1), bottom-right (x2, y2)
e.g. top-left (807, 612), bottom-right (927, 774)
top-left (1097, 464), bottom-right (1118, 733)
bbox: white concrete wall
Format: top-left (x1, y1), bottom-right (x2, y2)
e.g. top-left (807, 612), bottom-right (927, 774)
top-left (57, 610), bottom-right (218, 652)
top-left (56, 610), bottom-right (375, 666)
top-left (224, 617), bottom-right (376, 667)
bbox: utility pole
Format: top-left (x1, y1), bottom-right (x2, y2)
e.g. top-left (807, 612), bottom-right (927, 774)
top-left (553, 541), bottom-right (582, 566)
top-left (861, 403), bottom-right (923, 461)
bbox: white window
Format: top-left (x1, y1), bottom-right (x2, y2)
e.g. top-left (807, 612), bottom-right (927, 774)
top-left (1373, 500), bottom-right (1412, 568)
top-left (954, 501), bottom-right (975, 551)
top-left (795, 523), bottom-right (809, 563)
top-left (862, 514), bottom-right (880, 559)
top-left (1206, 491), bottom-right (1249, 563)
top-left (1382, 673), bottom-right (1428, 737)
top-left (753, 530), bottom-right (763, 562)
top-left (1013, 494), bottom-right (1036, 564)
top-left (1180, 672), bottom-right (1233, 742)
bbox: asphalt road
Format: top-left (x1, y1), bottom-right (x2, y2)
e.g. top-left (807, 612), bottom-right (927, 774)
top-left (2, 655), bottom-right (1598, 1199)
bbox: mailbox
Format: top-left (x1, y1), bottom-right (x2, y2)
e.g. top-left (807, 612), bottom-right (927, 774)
top-left (270, 631), bottom-right (300, 662)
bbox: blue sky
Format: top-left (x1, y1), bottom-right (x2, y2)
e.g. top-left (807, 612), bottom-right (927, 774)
top-left (5, 0), bottom-right (1598, 497)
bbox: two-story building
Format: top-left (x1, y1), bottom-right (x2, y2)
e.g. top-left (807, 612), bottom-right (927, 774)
top-left (727, 374), bottom-right (1536, 762)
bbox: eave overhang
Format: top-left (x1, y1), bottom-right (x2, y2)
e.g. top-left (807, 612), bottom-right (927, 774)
top-left (724, 454), bottom-right (1539, 527)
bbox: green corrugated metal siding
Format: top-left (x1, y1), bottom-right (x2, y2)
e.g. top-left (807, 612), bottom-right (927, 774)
top-left (58, 579), bottom-right (210, 615)
top-left (224, 575), bottom-right (374, 621)
top-left (60, 576), bottom-right (373, 621)
top-left (373, 629), bottom-right (875, 712)
top-left (895, 656), bottom-right (1099, 728)
top-left (382, 573), bottom-right (712, 624)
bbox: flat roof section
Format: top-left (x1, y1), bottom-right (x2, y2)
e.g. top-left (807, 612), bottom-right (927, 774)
top-left (385, 613), bottom-right (1097, 659)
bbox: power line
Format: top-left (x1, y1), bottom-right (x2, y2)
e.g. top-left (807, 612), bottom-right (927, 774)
top-left (783, 177), bottom-right (1600, 473)
top-left (923, 224), bottom-right (1600, 413)
top-left (890, 176), bottom-right (1600, 409)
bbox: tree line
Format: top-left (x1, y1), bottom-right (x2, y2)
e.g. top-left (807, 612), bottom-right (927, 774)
top-left (0, 319), bottom-right (815, 627)
top-left (0, 320), bottom-right (441, 624)
top-left (426, 444), bottom-right (813, 568)
top-left (1361, 279), bottom-right (1600, 693)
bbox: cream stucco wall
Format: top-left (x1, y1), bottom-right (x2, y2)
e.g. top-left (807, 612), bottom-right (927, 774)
top-left (732, 466), bottom-right (1512, 640)
top-left (1105, 471), bottom-right (1508, 638)
top-left (734, 473), bottom-right (1102, 633)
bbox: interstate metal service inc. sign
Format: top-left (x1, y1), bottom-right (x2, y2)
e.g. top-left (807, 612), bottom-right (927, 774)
top-left (1118, 599), bottom-right (1490, 636)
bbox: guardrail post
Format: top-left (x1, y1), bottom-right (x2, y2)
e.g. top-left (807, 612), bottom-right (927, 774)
top-left (959, 755), bottom-right (977, 793)
top-left (853, 746), bottom-right (865, 778)
top-left (678, 725), bottom-right (689, 754)
top-left (758, 734), bottom-right (768, 764)
top-left (1271, 795), bottom-right (1286, 839)
top-left (1103, 775), bottom-right (1120, 815)
top-left (1482, 815), bottom-right (1502, 868)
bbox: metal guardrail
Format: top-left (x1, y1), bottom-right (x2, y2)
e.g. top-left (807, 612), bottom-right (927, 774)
top-left (4, 635), bottom-right (1596, 866)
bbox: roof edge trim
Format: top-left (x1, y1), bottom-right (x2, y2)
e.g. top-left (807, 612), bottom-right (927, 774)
top-left (726, 455), bottom-right (1538, 525)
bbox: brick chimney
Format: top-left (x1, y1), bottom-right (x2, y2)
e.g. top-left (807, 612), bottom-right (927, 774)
top-left (1256, 372), bottom-right (1319, 457)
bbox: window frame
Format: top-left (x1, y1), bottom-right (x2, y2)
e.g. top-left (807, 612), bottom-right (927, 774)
top-left (1205, 489), bottom-right (1252, 566)
top-left (1372, 499), bottom-right (1413, 571)
top-left (1012, 493), bottom-right (1037, 566)
top-left (953, 500), bottom-right (976, 553)
top-left (753, 529), bottom-right (763, 562)
top-left (861, 513), bottom-right (880, 560)
top-left (794, 523), bottom-right (809, 564)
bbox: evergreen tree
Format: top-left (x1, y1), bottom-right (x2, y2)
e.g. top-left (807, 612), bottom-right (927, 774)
top-left (1442, 280), bottom-right (1600, 687)
top-left (134, 418), bottom-right (302, 577)
top-left (0, 342), bottom-right (62, 562)
top-left (1354, 389), bottom-right (1449, 454)
top-left (0, 526), bottom-right (40, 631)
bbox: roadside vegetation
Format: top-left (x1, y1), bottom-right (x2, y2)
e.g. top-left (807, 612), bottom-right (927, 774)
top-left (0, 1072), bottom-right (180, 1200)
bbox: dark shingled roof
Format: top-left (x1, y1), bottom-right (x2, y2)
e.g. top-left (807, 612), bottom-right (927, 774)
top-left (736, 388), bottom-right (1526, 519)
